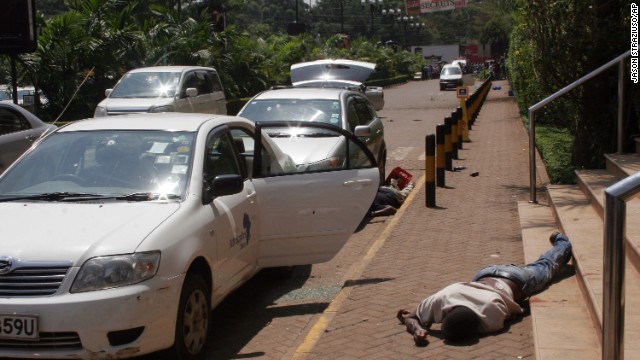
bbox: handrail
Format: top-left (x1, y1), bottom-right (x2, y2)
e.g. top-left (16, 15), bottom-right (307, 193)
top-left (603, 171), bottom-right (640, 360)
top-left (528, 50), bottom-right (631, 203)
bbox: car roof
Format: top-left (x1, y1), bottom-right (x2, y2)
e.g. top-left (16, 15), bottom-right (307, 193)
top-left (250, 87), bottom-right (356, 101)
top-left (58, 113), bottom-right (248, 132)
top-left (125, 66), bottom-right (216, 74)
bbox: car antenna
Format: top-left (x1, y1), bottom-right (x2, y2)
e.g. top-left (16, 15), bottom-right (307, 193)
top-left (52, 66), bottom-right (95, 125)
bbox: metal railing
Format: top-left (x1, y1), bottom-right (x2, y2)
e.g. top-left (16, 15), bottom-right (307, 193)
top-left (528, 50), bottom-right (631, 203)
top-left (603, 172), bottom-right (640, 360)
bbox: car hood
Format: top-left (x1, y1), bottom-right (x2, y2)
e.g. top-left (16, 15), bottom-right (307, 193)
top-left (98, 97), bottom-right (174, 112)
top-left (270, 136), bottom-right (342, 165)
top-left (291, 59), bottom-right (375, 87)
top-left (0, 202), bottom-right (180, 263)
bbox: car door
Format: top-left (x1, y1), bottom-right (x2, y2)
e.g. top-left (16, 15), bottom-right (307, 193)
top-left (203, 126), bottom-right (259, 297)
top-left (175, 70), bottom-right (199, 113)
top-left (251, 122), bottom-right (380, 267)
top-left (0, 107), bottom-right (40, 172)
top-left (205, 69), bottom-right (227, 114)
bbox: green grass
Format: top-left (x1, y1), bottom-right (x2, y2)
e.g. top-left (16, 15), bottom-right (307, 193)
top-left (533, 124), bottom-right (576, 184)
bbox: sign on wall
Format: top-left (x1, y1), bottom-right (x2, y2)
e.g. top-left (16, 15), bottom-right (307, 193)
top-left (406, 0), bottom-right (467, 15)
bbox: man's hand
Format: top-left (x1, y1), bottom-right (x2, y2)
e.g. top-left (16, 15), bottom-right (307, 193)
top-left (397, 309), bottom-right (429, 346)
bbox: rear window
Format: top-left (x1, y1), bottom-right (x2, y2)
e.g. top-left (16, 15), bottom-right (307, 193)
top-left (441, 67), bottom-right (462, 75)
top-left (240, 99), bottom-right (342, 126)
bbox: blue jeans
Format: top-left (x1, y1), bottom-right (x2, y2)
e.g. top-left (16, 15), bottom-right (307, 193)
top-left (472, 234), bottom-right (572, 297)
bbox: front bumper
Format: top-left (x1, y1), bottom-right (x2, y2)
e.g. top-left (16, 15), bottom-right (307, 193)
top-left (0, 273), bottom-right (183, 359)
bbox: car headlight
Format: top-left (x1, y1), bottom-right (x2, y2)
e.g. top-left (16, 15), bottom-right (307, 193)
top-left (70, 251), bottom-right (161, 293)
top-left (150, 105), bottom-right (174, 113)
top-left (94, 106), bottom-right (106, 117)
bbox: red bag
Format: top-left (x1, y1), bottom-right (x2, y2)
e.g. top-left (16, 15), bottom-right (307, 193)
top-left (385, 167), bottom-right (413, 190)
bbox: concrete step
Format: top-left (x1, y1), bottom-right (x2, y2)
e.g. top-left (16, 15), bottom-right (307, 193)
top-left (547, 184), bottom-right (640, 358)
top-left (605, 153), bottom-right (640, 179)
top-left (576, 169), bottom-right (640, 274)
top-left (518, 201), bottom-right (600, 359)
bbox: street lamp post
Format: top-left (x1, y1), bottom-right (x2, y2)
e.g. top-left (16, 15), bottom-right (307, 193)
top-left (411, 22), bottom-right (426, 44)
top-left (401, 15), bottom-right (413, 48)
top-left (380, 8), bottom-right (401, 44)
top-left (361, 0), bottom-right (381, 37)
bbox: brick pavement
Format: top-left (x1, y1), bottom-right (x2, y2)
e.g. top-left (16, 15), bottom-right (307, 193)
top-left (298, 81), bottom-right (543, 360)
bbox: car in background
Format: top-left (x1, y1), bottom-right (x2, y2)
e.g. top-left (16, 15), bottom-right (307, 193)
top-left (0, 113), bottom-right (379, 359)
top-left (94, 66), bottom-right (226, 117)
top-left (0, 102), bottom-right (56, 174)
top-left (439, 64), bottom-right (464, 90)
top-left (290, 59), bottom-right (385, 111)
top-left (0, 85), bottom-right (48, 107)
top-left (238, 85), bottom-right (387, 181)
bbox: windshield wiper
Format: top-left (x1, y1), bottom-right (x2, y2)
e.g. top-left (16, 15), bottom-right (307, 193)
top-left (0, 192), bottom-right (107, 202)
top-left (115, 192), bottom-right (182, 201)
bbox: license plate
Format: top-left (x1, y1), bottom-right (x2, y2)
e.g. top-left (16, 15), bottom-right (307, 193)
top-left (0, 314), bottom-right (39, 340)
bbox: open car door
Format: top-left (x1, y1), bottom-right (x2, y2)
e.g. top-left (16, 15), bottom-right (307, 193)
top-left (251, 121), bottom-right (379, 267)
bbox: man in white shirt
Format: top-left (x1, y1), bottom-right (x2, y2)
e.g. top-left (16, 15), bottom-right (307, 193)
top-left (397, 231), bottom-right (572, 346)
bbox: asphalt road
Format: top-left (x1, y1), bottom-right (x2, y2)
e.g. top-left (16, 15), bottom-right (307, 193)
top-left (140, 78), bottom-right (477, 360)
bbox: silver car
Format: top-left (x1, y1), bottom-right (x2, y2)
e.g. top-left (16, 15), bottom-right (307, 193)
top-left (0, 102), bottom-right (56, 174)
top-left (238, 86), bottom-right (387, 180)
top-left (94, 66), bottom-right (227, 116)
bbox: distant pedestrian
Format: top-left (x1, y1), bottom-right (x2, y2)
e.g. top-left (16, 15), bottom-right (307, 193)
top-left (397, 232), bottom-right (572, 346)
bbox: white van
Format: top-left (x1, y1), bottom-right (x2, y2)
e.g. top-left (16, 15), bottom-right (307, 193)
top-left (94, 66), bottom-right (226, 117)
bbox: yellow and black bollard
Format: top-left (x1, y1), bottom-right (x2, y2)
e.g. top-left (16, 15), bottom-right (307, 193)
top-left (444, 116), bottom-right (453, 171)
top-left (450, 111), bottom-right (458, 160)
top-left (425, 134), bottom-right (436, 208)
top-left (436, 124), bottom-right (445, 187)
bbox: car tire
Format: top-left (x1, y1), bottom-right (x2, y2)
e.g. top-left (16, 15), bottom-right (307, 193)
top-left (439, 84), bottom-right (445, 91)
top-left (171, 273), bottom-right (210, 360)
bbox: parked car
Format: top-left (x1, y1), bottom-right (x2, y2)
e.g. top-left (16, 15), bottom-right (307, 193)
top-left (290, 59), bottom-right (385, 111)
top-left (0, 113), bottom-right (379, 359)
top-left (0, 85), bottom-right (48, 107)
top-left (0, 102), bottom-right (56, 174)
top-left (439, 64), bottom-right (464, 90)
top-left (238, 86), bottom-right (387, 180)
top-left (94, 66), bottom-right (226, 117)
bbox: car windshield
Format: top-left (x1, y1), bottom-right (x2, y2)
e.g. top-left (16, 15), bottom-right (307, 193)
top-left (240, 99), bottom-right (342, 126)
top-left (0, 130), bottom-right (195, 200)
top-left (442, 67), bottom-right (462, 75)
top-left (110, 72), bottom-right (181, 98)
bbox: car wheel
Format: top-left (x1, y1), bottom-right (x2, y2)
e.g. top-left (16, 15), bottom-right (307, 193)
top-left (439, 84), bottom-right (445, 91)
top-left (171, 273), bottom-right (210, 360)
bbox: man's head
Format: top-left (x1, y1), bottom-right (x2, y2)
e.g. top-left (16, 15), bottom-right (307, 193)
top-left (442, 306), bottom-right (480, 341)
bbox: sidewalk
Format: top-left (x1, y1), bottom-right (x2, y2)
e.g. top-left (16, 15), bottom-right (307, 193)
top-left (294, 81), bottom-right (543, 359)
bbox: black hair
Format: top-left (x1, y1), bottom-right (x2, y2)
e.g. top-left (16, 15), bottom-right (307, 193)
top-left (441, 306), bottom-right (480, 341)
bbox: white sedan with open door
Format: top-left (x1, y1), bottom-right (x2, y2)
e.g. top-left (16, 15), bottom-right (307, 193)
top-left (0, 113), bottom-right (379, 359)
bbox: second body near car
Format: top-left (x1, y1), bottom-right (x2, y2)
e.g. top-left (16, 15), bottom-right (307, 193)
top-left (0, 113), bottom-right (379, 359)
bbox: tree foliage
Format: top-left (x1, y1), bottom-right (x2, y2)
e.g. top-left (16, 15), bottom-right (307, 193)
top-left (507, 0), bottom-right (632, 170)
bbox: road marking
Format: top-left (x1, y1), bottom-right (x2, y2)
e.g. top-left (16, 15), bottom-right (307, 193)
top-left (289, 174), bottom-right (426, 359)
top-left (389, 146), bottom-right (414, 160)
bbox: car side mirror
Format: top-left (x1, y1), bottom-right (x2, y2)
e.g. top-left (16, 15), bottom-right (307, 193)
top-left (105, 89), bottom-right (113, 97)
top-left (354, 125), bottom-right (372, 137)
top-left (185, 88), bottom-right (198, 98)
top-left (202, 174), bottom-right (244, 204)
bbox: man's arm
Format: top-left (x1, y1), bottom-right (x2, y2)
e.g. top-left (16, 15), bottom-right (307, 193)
top-left (397, 309), bottom-right (429, 346)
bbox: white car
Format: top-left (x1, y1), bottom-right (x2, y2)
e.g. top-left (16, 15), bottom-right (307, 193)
top-left (94, 66), bottom-right (227, 117)
top-left (0, 102), bottom-right (56, 174)
top-left (0, 113), bottom-right (379, 359)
